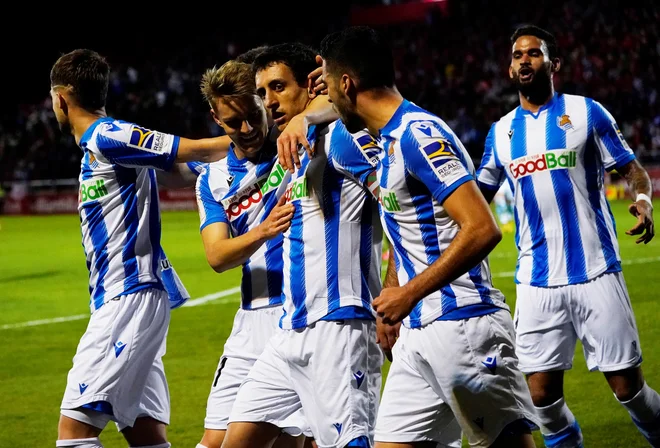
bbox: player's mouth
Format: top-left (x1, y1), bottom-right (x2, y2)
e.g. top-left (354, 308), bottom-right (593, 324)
top-left (519, 67), bottom-right (534, 82)
top-left (241, 132), bottom-right (262, 146)
top-left (272, 111), bottom-right (287, 126)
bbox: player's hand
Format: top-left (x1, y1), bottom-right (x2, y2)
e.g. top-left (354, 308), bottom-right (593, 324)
top-left (376, 316), bottom-right (401, 361)
top-left (277, 114), bottom-right (313, 173)
top-left (372, 286), bottom-right (417, 325)
top-left (307, 55), bottom-right (328, 96)
top-left (258, 195), bottom-right (295, 240)
top-left (626, 200), bottom-right (654, 244)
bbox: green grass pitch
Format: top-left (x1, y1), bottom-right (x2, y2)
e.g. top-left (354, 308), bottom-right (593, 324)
top-left (0, 200), bottom-right (658, 447)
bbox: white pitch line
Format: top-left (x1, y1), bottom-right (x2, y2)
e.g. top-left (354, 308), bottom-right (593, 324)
top-left (0, 287), bottom-right (242, 330)
top-left (3, 256), bottom-right (659, 331)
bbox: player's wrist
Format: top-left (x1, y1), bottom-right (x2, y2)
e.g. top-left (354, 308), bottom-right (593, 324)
top-left (636, 193), bottom-right (653, 209)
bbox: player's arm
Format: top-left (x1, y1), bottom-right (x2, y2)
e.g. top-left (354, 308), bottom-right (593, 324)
top-left (384, 247), bottom-right (399, 288)
top-left (373, 122), bottom-right (501, 323)
top-left (376, 246), bottom-right (401, 361)
top-left (94, 125), bottom-right (231, 171)
top-left (201, 195), bottom-right (294, 273)
top-left (476, 123), bottom-right (505, 204)
top-left (616, 159), bottom-right (654, 244)
top-left (591, 99), bottom-right (654, 244)
top-left (374, 181), bottom-right (501, 323)
top-left (175, 135), bottom-right (232, 164)
top-left (277, 95), bottom-right (338, 172)
top-left (156, 162), bottom-right (205, 189)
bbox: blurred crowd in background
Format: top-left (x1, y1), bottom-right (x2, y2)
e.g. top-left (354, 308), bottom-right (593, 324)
top-left (1, 0), bottom-right (658, 187)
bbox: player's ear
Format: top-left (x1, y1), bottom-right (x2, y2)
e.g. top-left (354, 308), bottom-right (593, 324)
top-left (210, 108), bottom-right (222, 127)
top-left (57, 92), bottom-right (69, 116)
top-left (508, 65), bottom-right (514, 80)
top-left (551, 57), bottom-right (561, 73)
top-left (343, 74), bottom-right (357, 97)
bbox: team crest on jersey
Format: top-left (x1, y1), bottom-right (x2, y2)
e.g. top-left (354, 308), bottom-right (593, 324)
top-left (387, 141), bottom-right (395, 164)
top-left (354, 132), bottom-right (380, 167)
top-left (128, 125), bottom-right (168, 154)
top-left (88, 153), bottom-right (99, 169)
top-left (556, 114), bottom-right (573, 131)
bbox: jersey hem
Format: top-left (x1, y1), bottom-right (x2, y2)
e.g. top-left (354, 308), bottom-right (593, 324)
top-left (280, 298), bottom-right (375, 330)
top-left (91, 276), bottom-right (164, 312)
top-left (514, 261), bottom-right (622, 287)
top-left (404, 300), bottom-right (509, 329)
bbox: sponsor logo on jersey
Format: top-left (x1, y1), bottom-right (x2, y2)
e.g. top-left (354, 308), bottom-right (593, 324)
top-left (219, 163), bottom-right (289, 220)
top-left (355, 132), bottom-right (380, 166)
top-left (285, 176), bottom-right (308, 202)
top-left (260, 163), bottom-right (288, 195)
top-left (379, 187), bottom-right (401, 213)
top-left (509, 150), bottom-right (577, 179)
top-left (222, 183), bottom-right (263, 220)
top-left (421, 139), bottom-right (457, 170)
top-left (612, 122), bottom-right (632, 150)
top-left (79, 178), bottom-right (109, 203)
top-left (128, 125), bottom-right (168, 153)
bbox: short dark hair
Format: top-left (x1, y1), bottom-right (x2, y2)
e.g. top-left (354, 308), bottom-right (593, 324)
top-left (252, 43), bottom-right (317, 86)
top-left (510, 25), bottom-right (559, 59)
top-left (320, 26), bottom-right (395, 90)
top-left (50, 49), bottom-right (110, 111)
top-left (236, 45), bottom-right (269, 64)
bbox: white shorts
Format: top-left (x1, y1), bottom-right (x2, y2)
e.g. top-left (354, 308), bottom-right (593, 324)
top-left (229, 319), bottom-right (383, 448)
top-left (375, 310), bottom-right (538, 448)
top-left (60, 287), bottom-right (170, 429)
top-left (515, 271), bottom-right (642, 373)
top-left (204, 306), bottom-right (283, 430)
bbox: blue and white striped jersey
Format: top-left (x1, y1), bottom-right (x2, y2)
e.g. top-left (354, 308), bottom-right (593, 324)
top-left (278, 120), bottom-right (383, 330)
top-left (476, 93), bottom-right (633, 287)
top-left (195, 138), bottom-right (287, 310)
top-left (78, 117), bottom-right (179, 312)
top-left (375, 99), bottom-right (506, 329)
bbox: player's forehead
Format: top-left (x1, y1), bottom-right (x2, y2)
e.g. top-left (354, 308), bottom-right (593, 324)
top-left (255, 62), bottom-right (295, 87)
top-left (217, 95), bottom-right (261, 119)
top-left (512, 35), bottom-right (545, 53)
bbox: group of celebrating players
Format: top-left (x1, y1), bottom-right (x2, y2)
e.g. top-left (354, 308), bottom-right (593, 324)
top-left (48, 23), bottom-right (657, 448)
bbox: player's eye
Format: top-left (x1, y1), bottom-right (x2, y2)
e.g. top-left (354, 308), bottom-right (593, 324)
top-left (225, 120), bottom-right (241, 129)
top-left (274, 83), bottom-right (284, 92)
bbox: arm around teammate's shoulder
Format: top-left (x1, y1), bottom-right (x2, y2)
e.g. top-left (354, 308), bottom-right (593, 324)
top-left (175, 135), bottom-right (231, 164)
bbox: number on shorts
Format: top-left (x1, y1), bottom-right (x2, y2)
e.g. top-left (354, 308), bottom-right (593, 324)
top-left (213, 357), bottom-right (228, 387)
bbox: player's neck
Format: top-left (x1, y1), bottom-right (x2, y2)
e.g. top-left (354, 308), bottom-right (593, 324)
top-left (518, 85), bottom-right (555, 113)
top-left (359, 87), bottom-right (404, 136)
top-left (71, 108), bottom-right (107, 145)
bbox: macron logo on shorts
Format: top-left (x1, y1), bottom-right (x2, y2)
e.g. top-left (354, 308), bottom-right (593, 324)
top-left (353, 370), bottom-right (365, 388)
top-left (114, 341), bottom-right (126, 358)
top-left (482, 356), bottom-right (497, 374)
top-left (333, 422), bottom-right (343, 435)
top-left (79, 383), bottom-right (88, 394)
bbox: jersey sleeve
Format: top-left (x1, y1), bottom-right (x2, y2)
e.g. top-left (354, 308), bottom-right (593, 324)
top-left (329, 125), bottom-right (380, 194)
top-left (93, 122), bottom-right (179, 171)
top-left (402, 121), bottom-right (474, 204)
top-left (476, 123), bottom-right (506, 193)
top-left (589, 99), bottom-right (636, 171)
top-left (186, 161), bottom-right (207, 177)
top-left (195, 164), bottom-right (229, 232)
